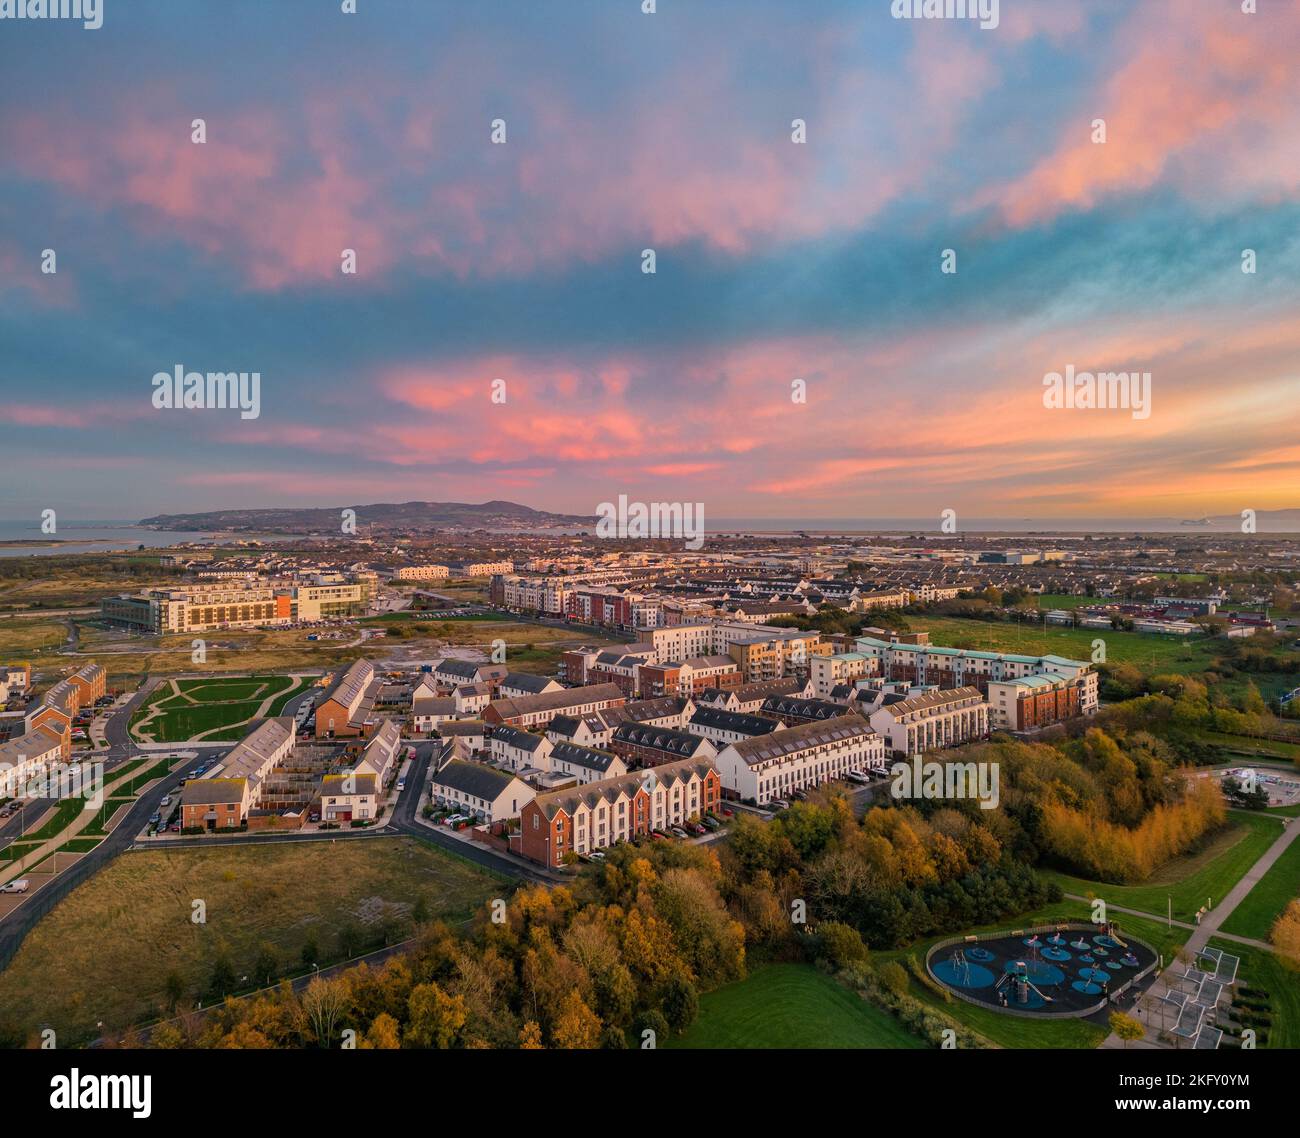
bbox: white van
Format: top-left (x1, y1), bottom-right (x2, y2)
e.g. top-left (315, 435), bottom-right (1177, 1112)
top-left (0, 879), bottom-right (30, 894)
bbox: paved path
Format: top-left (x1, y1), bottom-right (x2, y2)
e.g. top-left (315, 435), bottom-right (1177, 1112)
top-left (1062, 894), bottom-right (1276, 953)
top-left (1099, 815), bottom-right (1297, 1048)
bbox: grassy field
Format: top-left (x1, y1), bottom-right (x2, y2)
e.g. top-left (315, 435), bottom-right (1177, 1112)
top-left (666, 963), bottom-right (926, 1049)
top-left (130, 674), bottom-right (313, 742)
top-left (0, 837), bottom-right (507, 1044)
top-left (1039, 813), bottom-right (1284, 924)
top-left (906, 614), bottom-right (1220, 672)
top-left (1208, 939), bottom-right (1300, 1049)
top-left (872, 900), bottom-right (1188, 1049)
top-left (0, 615), bottom-right (69, 656)
top-left (1219, 834), bottom-right (1300, 941)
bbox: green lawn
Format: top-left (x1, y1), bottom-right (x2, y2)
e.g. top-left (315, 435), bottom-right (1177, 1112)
top-left (1208, 939), bottom-right (1300, 1049)
top-left (872, 901), bottom-right (1187, 1050)
top-left (666, 963), bottom-right (926, 1049)
top-left (1039, 812), bottom-right (1284, 924)
top-left (1219, 834), bottom-right (1300, 941)
top-left (907, 615), bottom-right (1219, 672)
top-left (130, 674), bottom-right (312, 742)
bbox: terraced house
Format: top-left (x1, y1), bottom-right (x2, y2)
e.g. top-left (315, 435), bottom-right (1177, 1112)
top-left (314, 658), bottom-right (377, 738)
top-left (516, 757), bottom-right (722, 866)
top-left (610, 722), bottom-right (717, 768)
top-left (181, 716), bottom-right (296, 831)
top-left (24, 663), bottom-right (105, 758)
top-left (714, 714), bottom-right (884, 804)
top-left (483, 682), bottom-right (626, 730)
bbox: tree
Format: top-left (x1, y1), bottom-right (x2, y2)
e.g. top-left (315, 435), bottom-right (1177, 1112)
top-left (659, 972), bottom-right (699, 1034)
top-left (251, 943), bottom-right (279, 989)
top-left (300, 933), bottom-right (320, 970)
top-left (406, 982), bottom-right (467, 1049)
top-left (300, 976), bottom-right (348, 1048)
top-left (207, 954), bottom-right (237, 1002)
top-left (1109, 1010), bottom-right (1144, 1048)
top-left (551, 990), bottom-right (602, 1049)
top-left (163, 970), bottom-right (187, 1011)
top-left (364, 1012), bottom-right (401, 1050)
top-left (518, 1021), bottom-right (544, 1049)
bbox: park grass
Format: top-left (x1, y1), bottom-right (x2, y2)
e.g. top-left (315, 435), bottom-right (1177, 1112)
top-left (906, 615), bottom-right (1219, 672)
top-left (1218, 834), bottom-right (1300, 941)
top-left (1038, 812), bottom-right (1284, 924)
top-left (1208, 938), bottom-right (1300, 1049)
top-left (666, 963), bottom-right (926, 1049)
top-left (0, 837), bottom-right (507, 1044)
top-left (130, 674), bottom-right (312, 742)
top-left (872, 900), bottom-right (1187, 1050)
top-left (1032, 594), bottom-right (1097, 610)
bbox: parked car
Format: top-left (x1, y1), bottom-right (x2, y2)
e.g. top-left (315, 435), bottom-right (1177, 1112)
top-left (308, 812), bottom-right (320, 823)
top-left (689, 822), bottom-right (707, 835)
top-left (148, 812), bottom-right (161, 825)
top-left (702, 816), bottom-right (721, 831)
top-left (846, 770), bottom-right (870, 784)
top-left (589, 850), bottom-right (606, 861)
top-left (0, 879), bottom-right (30, 894)
top-left (768, 798), bottom-right (788, 811)
top-left (160, 795), bottom-right (172, 807)
top-left (670, 826), bottom-right (688, 839)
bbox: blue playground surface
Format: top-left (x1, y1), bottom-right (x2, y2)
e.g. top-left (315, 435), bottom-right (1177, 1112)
top-left (927, 926), bottom-right (1157, 1016)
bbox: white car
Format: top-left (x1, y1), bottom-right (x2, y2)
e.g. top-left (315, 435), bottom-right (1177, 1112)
top-left (846, 770), bottom-right (870, 784)
top-left (160, 795), bottom-right (172, 807)
top-left (0, 879), bottom-right (29, 894)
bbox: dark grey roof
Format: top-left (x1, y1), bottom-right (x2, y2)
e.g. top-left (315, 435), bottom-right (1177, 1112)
top-left (689, 706), bottom-right (779, 736)
top-left (431, 759), bottom-right (517, 799)
top-left (492, 724), bottom-right (545, 751)
top-left (502, 672), bottom-right (556, 694)
top-left (612, 722), bottom-right (710, 757)
top-left (551, 742), bottom-right (622, 773)
top-left (760, 696), bottom-right (847, 721)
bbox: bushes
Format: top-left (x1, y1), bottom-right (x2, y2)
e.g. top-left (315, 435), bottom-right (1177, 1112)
top-left (843, 963), bottom-right (988, 1049)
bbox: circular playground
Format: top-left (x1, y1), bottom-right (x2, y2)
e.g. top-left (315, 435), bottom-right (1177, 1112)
top-left (926, 924), bottom-right (1157, 1017)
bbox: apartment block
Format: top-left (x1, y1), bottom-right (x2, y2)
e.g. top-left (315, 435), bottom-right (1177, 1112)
top-left (867, 687), bottom-right (988, 757)
top-left (714, 714), bottom-right (884, 804)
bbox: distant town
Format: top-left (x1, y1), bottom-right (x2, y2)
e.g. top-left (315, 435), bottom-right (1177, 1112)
top-left (1, 514), bottom-right (1297, 1054)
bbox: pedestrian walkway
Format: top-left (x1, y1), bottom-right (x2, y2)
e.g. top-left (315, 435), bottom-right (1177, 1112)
top-left (1098, 816), bottom-right (1298, 1048)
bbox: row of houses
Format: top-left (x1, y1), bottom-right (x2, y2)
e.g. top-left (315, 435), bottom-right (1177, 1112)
top-left (22, 663), bottom-right (106, 758)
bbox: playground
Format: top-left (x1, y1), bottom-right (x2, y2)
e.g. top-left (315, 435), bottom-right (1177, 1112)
top-left (926, 923), bottom-right (1158, 1017)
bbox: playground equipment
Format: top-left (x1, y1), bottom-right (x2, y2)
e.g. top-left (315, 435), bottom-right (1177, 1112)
top-left (996, 960), bottom-right (1054, 1007)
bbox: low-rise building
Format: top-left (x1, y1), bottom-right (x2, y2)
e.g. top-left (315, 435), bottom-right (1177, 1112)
top-left (610, 722), bottom-right (717, 768)
top-left (314, 659), bottom-right (378, 738)
top-left (686, 705), bottom-right (781, 748)
top-left (431, 759), bottom-right (535, 822)
top-left (714, 714), bottom-right (883, 804)
top-left (516, 757), bottom-right (722, 866)
top-left (181, 716), bottom-right (296, 830)
top-left (484, 683), bottom-right (626, 729)
top-left (550, 741), bottom-right (628, 783)
top-left (490, 724), bottom-right (555, 773)
top-left (867, 687), bottom-right (988, 757)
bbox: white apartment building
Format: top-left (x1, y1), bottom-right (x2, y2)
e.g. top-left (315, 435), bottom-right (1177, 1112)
top-left (867, 688), bottom-right (988, 756)
top-left (393, 564), bottom-right (451, 580)
top-left (810, 651), bottom-right (878, 697)
top-left (714, 714), bottom-right (885, 804)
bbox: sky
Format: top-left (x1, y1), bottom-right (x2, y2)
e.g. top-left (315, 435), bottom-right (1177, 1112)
top-left (1, 0), bottom-right (1298, 523)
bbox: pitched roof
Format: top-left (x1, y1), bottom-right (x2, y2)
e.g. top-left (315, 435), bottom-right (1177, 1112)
top-left (688, 706), bottom-right (779, 736)
top-left (492, 724), bottom-right (546, 751)
top-left (530, 755), bottom-right (716, 820)
top-left (871, 686), bottom-right (983, 718)
top-left (320, 658), bottom-right (374, 709)
top-left (501, 672), bottom-right (557, 694)
top-left (431, 758), bottom-right (519, 800)
top-left (551, 741), bottom-right (622, 773)
top-left (487, 683), bottom-right (625, 720)
top-left (612, 722), bottom-right (711, 758)
top-left (726, 714), bottom-right (874, 768)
